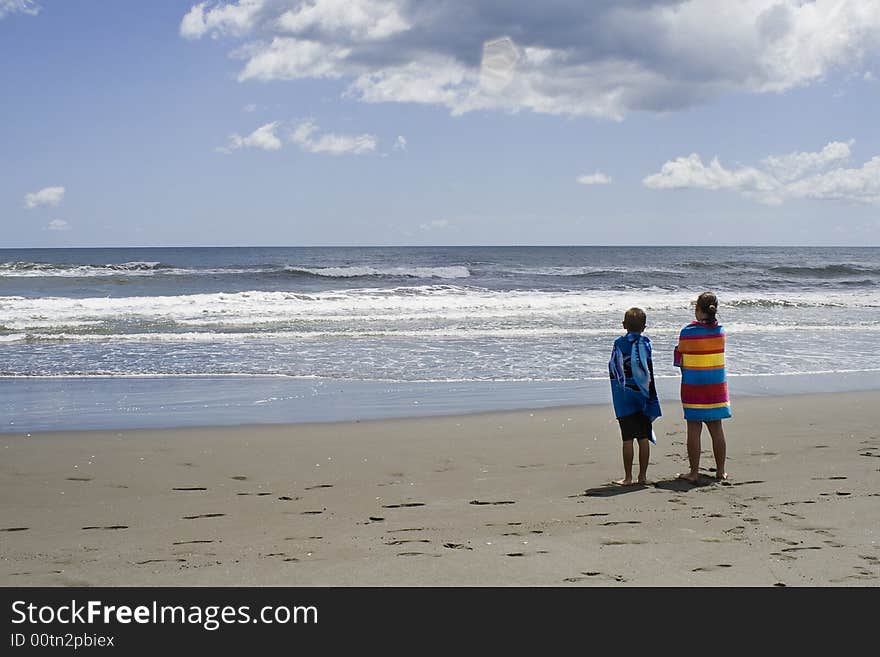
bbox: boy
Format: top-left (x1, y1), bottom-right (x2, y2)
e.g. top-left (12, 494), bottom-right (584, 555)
top-left (608, 307), bottom-right (661, 485)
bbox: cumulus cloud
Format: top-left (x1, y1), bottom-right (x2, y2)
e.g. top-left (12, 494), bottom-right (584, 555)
top-left (276, 0), bottom-right (409, 41)
top-left (24, 186), bottom-right (65, 208)
top-left (46, 219), bottom-right (70, 231)
top-left (180, 0), bottom-right (262, 39)
top-left (234, 37), bottom-right (351, 81)
top-left (577, 172), bottom-right (612, 185)
top-left (217, 121), bottom-right (283, 152)
top-left (0, 0), bottom-right (39, 19)
top-left (643, 140), bottom-right (880, 204)
top-left (180, 1), bottom-right (880, 118)
top-left (289, 119), bottom-right (377, 154)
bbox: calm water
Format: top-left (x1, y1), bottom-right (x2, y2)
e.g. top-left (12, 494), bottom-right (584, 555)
top-left (2, 246), bottom-right (878, 430)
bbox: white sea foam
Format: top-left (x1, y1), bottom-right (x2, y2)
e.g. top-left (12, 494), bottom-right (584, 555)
top-left (1, 287), bottom-right (877, 333)
top-left (0, 261), bottom-right (270, 278)
top-left (283, 265), bottom-right (471, 279)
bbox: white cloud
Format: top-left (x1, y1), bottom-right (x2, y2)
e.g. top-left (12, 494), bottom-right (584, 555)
top-left (180, 0), bottom-right (263, 39)
top-left (24, 186), bottom-right (65, 209)
top-left (289, 119), bottom-right (376, 155)
top-left (180, 1), bottom-right (880, 118)
top-left (217, 121), bottom-right (283, 153)
top-left (46, 219), bottom-right (69, 231)
top-left (576, 172), bottom-right (612, 185)
top-left (0, 0), bottom-right (39, 19)
top-left (393, 135), bottom-right (406, 150)
top-left (235, 37), bottom-right (351, 81)
top-left (761, 140), bottom-right (853, 182)
top-left (243, 103), bottom-right (258, 112)
top-left (276, 0), bottom-right (409, 41)
top-left (643, 140), bottom-right (880, 204)
top-left (419, 219), bottom-right (449, 231)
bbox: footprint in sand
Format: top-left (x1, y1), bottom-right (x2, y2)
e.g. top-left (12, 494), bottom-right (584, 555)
top-left (173, 540), bottom-right (214, 545)
top-left (181, 513), bottom-right (225, 520)
top-left (396, 552), bottom-right (439, 558)
top-left (172, 487), bottom-right (206, 491)
top-left (692, 564), bottom-right (733, 572)
top-left (300, 509), bottom-right (325, 515)
top-left (66, 477), bottom-right (92, 482)
top-left (304, 484), bottom-right (334, 490)
top-left (1, 527), bottom-right (29, 532)
top-left (781, 546), bottom-right (822, 552)
top-left (443, 543), bottom-right (473, 550)
top-left (600, 539), bottom-right (646, 546)
top-left (230, 476), bottom-right (248, 481)
top-left (469, 500), bottom-right (516, 505)
top-left (385, 539), bottom-right (430, 546)
top-left (135, 558), bottom-right (186, 565)
top-left (564, 572), bottom-right (626, 583)
top-left (600, 520), bottom-right (641, 526)
top-left (382, 502), bottom-right (425, 508)
top-left (82, 525), bottom-right (128, 530)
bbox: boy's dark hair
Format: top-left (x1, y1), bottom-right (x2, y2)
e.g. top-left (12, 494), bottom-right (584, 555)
top-left (623, 307), bottom-right (646, 332)
top-left (696, 292), bottom-right (718, 319)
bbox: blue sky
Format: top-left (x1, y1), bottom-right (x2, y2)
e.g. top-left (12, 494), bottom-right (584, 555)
top-left (2, 0), bottom-right (879, 247)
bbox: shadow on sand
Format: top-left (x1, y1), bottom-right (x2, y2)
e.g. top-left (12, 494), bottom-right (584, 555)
top-left (653, 474), bottom-right (726, 492)
top-left (581, 483), bottom-right (651, 498)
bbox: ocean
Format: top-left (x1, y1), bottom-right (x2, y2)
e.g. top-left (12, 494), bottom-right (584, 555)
top-left (2, 246), bottom-right (879, 431)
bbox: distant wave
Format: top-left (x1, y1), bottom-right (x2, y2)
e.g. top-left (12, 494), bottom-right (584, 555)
top-left (0, 261), bottom-right (275, 278)
top-left (768, 264), bottom-right (879, 277)
top-left (0, 261), bottom-right (166, 277)
top-left (504, 266), bottom-right (683, 277)
top-left (282, 265), bottom-right (471, 279)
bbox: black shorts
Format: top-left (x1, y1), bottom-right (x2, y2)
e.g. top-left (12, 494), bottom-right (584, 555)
top-left (617, 412), bottom-right (652, 441)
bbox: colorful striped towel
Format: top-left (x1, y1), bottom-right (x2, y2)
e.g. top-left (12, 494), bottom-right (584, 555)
top-left (673, 320), bottom-right (731, 421)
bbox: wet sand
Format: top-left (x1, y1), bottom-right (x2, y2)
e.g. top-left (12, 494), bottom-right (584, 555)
top-left (1, 391), bottom-right (878, 586)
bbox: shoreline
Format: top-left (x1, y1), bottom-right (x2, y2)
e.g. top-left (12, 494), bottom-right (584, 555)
top-left (2, 390), bottom-right (878, 586)
top-left (3, 370), bottom-right (880, 434)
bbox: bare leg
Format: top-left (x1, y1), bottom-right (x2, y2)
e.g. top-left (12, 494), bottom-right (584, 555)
top-left (637, 438), bottom-right (650, 484)
top-left (706, 420), bottom-right (727, 480)
top-left (616, 440), bottom-right (634, 485)
top-left (678, 420), bottom-right (703, 482)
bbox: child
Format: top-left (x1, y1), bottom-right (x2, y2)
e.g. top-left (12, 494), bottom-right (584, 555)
top-left (674, 292), bottom-right (731, 483)
top-left (608, 307), bottom-right (661, 485)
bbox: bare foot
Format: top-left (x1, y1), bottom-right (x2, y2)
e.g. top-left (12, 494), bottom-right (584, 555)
top-left (677, 472), bottom-right (700, 483)
top-left (614, 478), bottom-right (633, 486)
top-left (637, 478), bottom-right (649, 485)
top-left (715, 472), bottom-right (729, 482)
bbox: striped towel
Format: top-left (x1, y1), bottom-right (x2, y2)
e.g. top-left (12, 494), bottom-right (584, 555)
top-left (673, 320), bottom-right (732, 421)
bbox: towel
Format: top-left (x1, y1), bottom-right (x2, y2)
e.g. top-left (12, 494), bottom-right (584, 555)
top-left (609, 332), bottom-right (661, 443)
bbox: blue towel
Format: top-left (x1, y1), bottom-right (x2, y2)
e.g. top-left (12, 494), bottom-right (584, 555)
top-left (609, 332), bottom-right (661, 443)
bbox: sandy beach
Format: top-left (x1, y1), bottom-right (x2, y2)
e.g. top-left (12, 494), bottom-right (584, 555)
top-left (1, 391), bottom-right (878, 587)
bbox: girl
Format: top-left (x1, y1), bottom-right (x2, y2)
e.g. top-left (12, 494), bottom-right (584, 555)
top-left (674, 292), bottom-right (730, 482)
